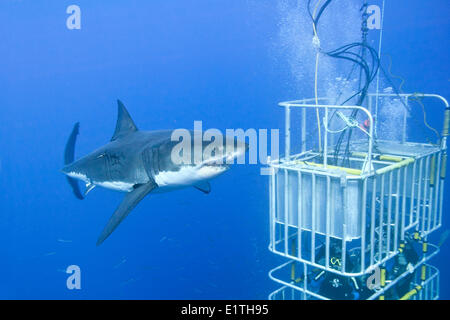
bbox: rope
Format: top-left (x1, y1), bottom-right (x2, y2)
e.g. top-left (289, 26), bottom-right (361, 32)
top-left (410, 93), bottom-right (441, 141)
top-left (374, 0), bottom-right (386, 136)
top-left (313, 0), bottom-right (322, 152)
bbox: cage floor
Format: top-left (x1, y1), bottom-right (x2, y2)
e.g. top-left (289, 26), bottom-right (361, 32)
top-left (351, 140), bottom-right (440, 158)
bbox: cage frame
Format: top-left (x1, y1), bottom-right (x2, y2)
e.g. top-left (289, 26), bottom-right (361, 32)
top-left (268, 93), bottom-right (449, 278)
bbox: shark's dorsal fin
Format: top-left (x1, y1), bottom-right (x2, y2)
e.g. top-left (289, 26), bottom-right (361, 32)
top-left (111, 100), bottom-right (138, 141)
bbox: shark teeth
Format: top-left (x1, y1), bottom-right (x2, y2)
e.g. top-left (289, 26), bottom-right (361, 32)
top-left (67, 171), bottom-right (88, 182)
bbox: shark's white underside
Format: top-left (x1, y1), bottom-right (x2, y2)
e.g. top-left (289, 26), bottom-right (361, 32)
top-left (154, 165), bottom-right (226, 187)
top-left (67, 171), bottom-right (134, 192)
top-left (67, 164), bottom-right (226, 193)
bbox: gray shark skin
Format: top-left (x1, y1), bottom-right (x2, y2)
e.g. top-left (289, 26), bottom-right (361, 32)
top-left (61, 100), bottom-right (248, 246)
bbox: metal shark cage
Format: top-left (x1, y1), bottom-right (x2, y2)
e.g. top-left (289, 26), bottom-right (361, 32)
top-left (267, 93), bottom-right (449, 300)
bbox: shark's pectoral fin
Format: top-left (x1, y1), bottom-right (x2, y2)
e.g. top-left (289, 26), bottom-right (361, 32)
top-left (64, 122), bottom-right (84, 200)
top-left (96, 181), bottom-right (157, 246)
top-left (66, 177), bottom-right (84, 200)
top-left (194, 181), bottom-right (211, 194)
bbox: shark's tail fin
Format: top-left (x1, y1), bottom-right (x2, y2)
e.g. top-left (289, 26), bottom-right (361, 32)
top-left (64, 122), bottom-right (84, 200)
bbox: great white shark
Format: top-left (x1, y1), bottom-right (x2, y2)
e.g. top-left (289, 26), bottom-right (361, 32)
top-left (61, 100), bottom-right (248, 245)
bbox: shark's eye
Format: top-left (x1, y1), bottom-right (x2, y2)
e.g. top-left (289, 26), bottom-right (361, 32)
top-left (97, 153), bottom-right (105, 159)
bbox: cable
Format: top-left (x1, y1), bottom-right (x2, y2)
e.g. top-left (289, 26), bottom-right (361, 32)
top-left (315, 0), bottom-right (333, 26)
top-left (381, 56), bottom-right (439, 144)
top-left (308, 0), bottom-right (333, 35)
top-left (333, 3), bottom-right (379, 163)
top-left (312, 0), bottom-right (322, 37)
top-left (325, 43), bottom-right (380, 107)
top-left (306, 0), bottom-right (381, 164)
top-left (313, 0), bottom-right (323, 152)
top-left (315, 52), bottom-right (322, 152)
top-left (410, 93), bottom-right (441, 142)
top-left (327, 43), bottom-right (380, 164)
top-left (385, 54), bottom-right (405, 93)
top-left (374, 0), bottom-right (386, 124)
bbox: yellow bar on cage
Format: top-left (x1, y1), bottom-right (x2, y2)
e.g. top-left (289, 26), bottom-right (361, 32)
top-left (351, 152), bottom-right (405, 162)
top-left (351, 152), bottom-right (367, 158)
top-left (421, 265), bottom-right (427, 281)
top-left (380, 268), bottom-right (386, 287)
top-left (400, 285), bottom-right (422, 300)
top-left (443, 109), bottom-right (450, 137)
top-left (379, 155), bottom-right (404, 162)
top-left (441, 154), bottom-right (447, 179)
top-left (430, 155), bottom-right (436, 186)
top-left (300, 161), bottom-right (362, 176)
top-left (423, 242), bottom-right (428, 253)
top-left (376, 158), bottom-right (414, 175)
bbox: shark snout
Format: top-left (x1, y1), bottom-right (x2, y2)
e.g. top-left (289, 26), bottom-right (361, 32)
top-left (60, 163), bottom-right (73, 175)
top-left (60, 164), bottom-right (71, 175)
top-left (60, 159), bottom-right (90, 182)
top-left (61, 161), bottom-right (81, 175)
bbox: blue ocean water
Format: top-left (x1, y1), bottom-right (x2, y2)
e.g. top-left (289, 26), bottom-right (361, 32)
top-left (0, 0), bottom-right (448, 299)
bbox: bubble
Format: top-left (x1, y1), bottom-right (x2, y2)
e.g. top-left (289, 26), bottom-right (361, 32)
top-left (275, 1), bottom-right (362, 98)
